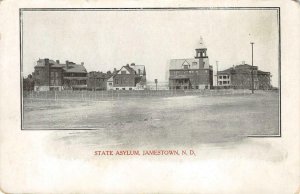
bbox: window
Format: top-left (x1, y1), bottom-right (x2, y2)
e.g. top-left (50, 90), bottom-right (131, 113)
top-left (129, 88), bottom-right (132, 90)
top-left (121, 71), bottom-right (126, 74)
top-left (115, 79), bottom-right (118, 84)
top-left (184, 65), bottom-right (189, 70)
top-left (116, 88), bottom-right (119, 90)
top-left (122, 88), bottom-right (125, 90)
top-left (219, 76), bottom-right (222, 79)
top-left (196, 86), bottom-right (199, 89)
top-left (109, 83), bottom-right (112, 86)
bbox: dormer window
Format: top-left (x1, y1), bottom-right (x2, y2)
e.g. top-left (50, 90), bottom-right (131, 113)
top-left (183, 65), bottom-right (189, 70)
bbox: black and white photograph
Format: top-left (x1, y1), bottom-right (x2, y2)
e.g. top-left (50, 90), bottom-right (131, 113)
top-left (21, 8), bottom-right (280, 144)
top-left (1, 1), bottom-right (299, 193)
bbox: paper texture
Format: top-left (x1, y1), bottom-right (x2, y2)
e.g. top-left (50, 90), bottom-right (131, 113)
top-left (0, 0), bottom-right (299, 193)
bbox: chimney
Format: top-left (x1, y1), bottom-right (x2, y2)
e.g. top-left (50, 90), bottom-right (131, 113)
top-left (113, 68), bottom-right (117, 73)
top-left (126, 64), bottom-right (129, 67)
top-left (45, 58), bottom-right (50, 85)
top-left (66, 60), bottom-right (69, 69)
top-left (131, 63), bottom-right (135, 66)
top-left (81, 62), bottom-right (84, 66)
top-left (45, 58), bottom-right (49, 65)
top-left (56, 60), bottom-right (60, 64)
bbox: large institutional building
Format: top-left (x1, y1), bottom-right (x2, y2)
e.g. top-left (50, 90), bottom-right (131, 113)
top-left (169, 38), bottom-right (213, 90)
top-left (33, 58), bottom-right (87, 91)
top-left (30, 39), bottom-right (271, 92)
top-left (217, 62), bottom-right (272, 90)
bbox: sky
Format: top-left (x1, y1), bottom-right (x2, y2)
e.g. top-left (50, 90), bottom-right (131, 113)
top-left (22, 9), bottom-right (279, 86)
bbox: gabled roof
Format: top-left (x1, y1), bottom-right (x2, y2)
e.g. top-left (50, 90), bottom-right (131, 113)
top-left (131, 65), bottom-right (145, 75)
top-left (121, 65), bottom-right (136, 74)
top-left (169, 58), bottom-right (210, 70)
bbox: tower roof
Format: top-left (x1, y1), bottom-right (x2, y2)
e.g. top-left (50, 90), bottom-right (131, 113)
top-left (198, 36), bottom-right (206, 49)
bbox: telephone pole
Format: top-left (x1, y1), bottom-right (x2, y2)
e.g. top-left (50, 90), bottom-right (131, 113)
top-left (250, 42), bottom-right (254, 94)
top-left (216, 61), bottom-right (219, 87)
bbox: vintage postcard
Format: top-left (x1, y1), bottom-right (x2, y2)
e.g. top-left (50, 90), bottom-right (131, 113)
top-left (0, 0), bottom-right (299, 193)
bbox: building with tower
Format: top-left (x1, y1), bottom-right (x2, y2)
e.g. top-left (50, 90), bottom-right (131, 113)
top-left (169, 37), bottom-right (213, 89)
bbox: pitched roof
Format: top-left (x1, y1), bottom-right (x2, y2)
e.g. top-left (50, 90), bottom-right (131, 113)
top-left (218, 64), bottom-right (269, 75)
top-left (197, 36), bottom-right (206, 49)
top-left (218, 68), bottom-right (234, 74)
top-left (36, 59), bottom-right (58, 67)
top-left (35, 59), bottom-right (87, 73)
top-left (257, 70), bottom-right (270, 74)
top-left (63, 64), bottom-right (87, 73)
top-left (169, 58), bottom-right (210, 70)
top-left (122, 65), bottom-right (136, 74)
top-left (88, 71), bottom-right (112, 79)
top-left (131, 65), bottom-right (145, 75)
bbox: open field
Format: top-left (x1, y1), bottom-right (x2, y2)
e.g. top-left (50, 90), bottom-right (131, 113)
top-left (23, 90), bottom-right (279, 147)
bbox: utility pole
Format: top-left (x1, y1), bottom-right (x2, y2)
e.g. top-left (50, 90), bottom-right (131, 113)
top-left (250, 42), bottom-right (254, 94)
top-left (216, 61), bottom-right (219, 87)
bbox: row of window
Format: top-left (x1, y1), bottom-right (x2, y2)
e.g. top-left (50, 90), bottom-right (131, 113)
top-left (169, 85), bottom-right (209, 89)
top-left (115, 78), bottom-right (132, 84)
top-left (65, 73), bottom-right (86, 77)
top-left (64, 80), bottom-right (87, 85)
top-left (170, 70), bottom-right (208, 76)
top-left (35, 70), bottom-right (86, 78)
top-left (174, 79), bottom-right (189, 84)
top-left (218, 81), bottom-right (230, 85)
top-left (115, 88), bottom-right (133, 90)
top-left (218, 75), bottom-right (230, 79)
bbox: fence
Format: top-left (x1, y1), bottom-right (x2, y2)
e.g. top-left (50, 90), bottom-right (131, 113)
top-left (22, 89), bottom-right (276, 102)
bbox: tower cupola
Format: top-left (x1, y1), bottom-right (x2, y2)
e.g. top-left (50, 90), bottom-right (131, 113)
top-left (195, 36), bottom-right (208, 58)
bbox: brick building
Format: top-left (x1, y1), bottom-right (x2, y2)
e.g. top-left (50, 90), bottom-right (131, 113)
top-left (33, 58), bottom-right (87, 91)
top-left (87, 71), bottom-right (113, 91)
top-left (110, 63), bottom-right (146, 90)
top-left (217, 63), bottom-right (272, 90)
top-left (169, 38), bottom-right (213, 90)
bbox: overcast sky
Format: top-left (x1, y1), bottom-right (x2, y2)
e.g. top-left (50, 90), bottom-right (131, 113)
top-left (22, 9), bottom-right (279, 86)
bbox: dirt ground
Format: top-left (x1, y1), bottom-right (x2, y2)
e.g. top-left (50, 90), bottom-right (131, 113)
top-left (23, 91), bottom-right (279, 148)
